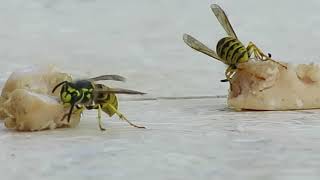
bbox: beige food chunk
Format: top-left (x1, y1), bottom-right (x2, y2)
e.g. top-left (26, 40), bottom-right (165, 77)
top-left (0, 65), bottom-right (81, 131)
top-left (228, 60), bottom-right (320, 110)
top-left (1, 65), bottom-right (71, 99)
top-left (2, 89), bottom-right (80, 131)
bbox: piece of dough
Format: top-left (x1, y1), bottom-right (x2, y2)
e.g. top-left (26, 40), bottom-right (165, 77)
top-left (2, 89), bottom-right (80, 131)
top-left (0, 65), bottom-right (81, 131)
top-left (1, 65), bottom-right (71, 99)
top-left (228, 60), bottom-right (320, 110)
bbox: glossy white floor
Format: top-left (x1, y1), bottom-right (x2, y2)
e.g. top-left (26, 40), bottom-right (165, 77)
top-left (1, 0), bottom-right (320, 179)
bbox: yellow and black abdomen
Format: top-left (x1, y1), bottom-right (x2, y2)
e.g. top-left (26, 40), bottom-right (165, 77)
top-left (216, 37), bottom-right (249, 66)
top-left (100, 93), bottom-right (118, 117)
top-left (94, 84), bottom-right (119, 117)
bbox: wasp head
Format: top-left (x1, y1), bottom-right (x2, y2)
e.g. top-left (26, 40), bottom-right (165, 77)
top-left (52, 81), bottom-right (82, 105)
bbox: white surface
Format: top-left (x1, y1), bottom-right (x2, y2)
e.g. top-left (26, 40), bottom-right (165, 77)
top-left (1, 0), bottom-right (320, 179)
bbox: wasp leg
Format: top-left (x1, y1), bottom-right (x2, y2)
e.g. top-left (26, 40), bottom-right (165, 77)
top-left (66, 104), bottom-right (76, 122)
top-left (60, 105), bottom-right (84, 122)
top-left (224, 66), bottom-right (231, 82)
top-left (60, 113), bottom-right (68, 122)
top-left (86, 104), bottom-right (106, 131)
top-left (247, 42), bottom-right (287, 69)
top-left (106, 104), bottom-right (145, 129)
top-left (97, 105), bottom-right (106, 131)
top-left (224, 66), bottom-right (237, 90)
top-left (84, 104), bottom-right (106, 131)
top-left (247, 42), bottom-right (268, 60)
top-left (225, 66), bottom-right (236, 81)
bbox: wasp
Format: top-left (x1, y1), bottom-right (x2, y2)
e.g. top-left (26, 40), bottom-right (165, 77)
top-left (183, 4), bottom-right (286, 82)
top-left (52, 75), bottom-right (146, 131)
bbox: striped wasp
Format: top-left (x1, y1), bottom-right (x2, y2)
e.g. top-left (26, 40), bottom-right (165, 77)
top-left (52, 75), bottom-right (145, 131)
top-left (183, 4), bottom-right (286, 82)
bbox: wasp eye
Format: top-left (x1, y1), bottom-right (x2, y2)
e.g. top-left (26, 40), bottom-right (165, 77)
top-left (62, 92), bottom-right (72, 103)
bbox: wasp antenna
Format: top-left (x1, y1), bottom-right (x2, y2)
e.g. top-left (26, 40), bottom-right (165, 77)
top-left (52, 81), bottom-right (68, 93)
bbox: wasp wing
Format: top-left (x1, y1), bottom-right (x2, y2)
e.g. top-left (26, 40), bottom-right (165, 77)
top-left (93, 87), bottom-right (146, 95)
top-left (183, 34), bottom-right (223, 62)
top-left (88, 75), bottom-right (126, 82)
top-left (211, 4), bottom-right (237, 39)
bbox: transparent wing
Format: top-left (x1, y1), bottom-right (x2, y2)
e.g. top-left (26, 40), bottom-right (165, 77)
top-left (211, 4), bottom-right (237, 39)
top-left (88, 75), bottom-right (126, 82)
top-left (93, 87), bottom-right (145, 95)
top-left (183, 34), bottom-right (223, 62)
